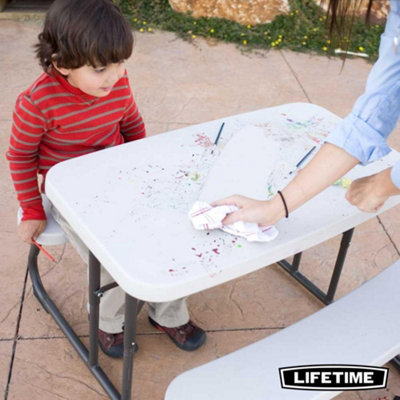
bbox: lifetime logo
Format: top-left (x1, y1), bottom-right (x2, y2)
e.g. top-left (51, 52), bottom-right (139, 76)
top-left (279, 365), bottom-right (388, 391)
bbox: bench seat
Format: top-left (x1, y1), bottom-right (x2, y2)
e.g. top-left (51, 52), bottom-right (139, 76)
top-left (166, 260), bottom-right (400, 400)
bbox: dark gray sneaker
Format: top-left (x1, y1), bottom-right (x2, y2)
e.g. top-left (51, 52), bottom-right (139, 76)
top-left (148, 317), bottom-right (206, 351)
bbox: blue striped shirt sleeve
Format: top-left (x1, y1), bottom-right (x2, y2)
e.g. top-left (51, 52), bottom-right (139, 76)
top-left (325, 0), bottom-right (400, 188)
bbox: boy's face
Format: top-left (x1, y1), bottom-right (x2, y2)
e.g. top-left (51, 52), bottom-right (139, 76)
top-left (55, 62), bottom-right (126, 97)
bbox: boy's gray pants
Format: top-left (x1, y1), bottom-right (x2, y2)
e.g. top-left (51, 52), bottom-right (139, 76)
top-left (51, 207), bottom-right (189, 333)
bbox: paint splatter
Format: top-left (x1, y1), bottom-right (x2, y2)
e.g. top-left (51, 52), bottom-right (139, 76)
top-left (195, 133), bottom-right (212, 148)
top-left (308, 134), bottom-right (321, 144)
top-left (191, 172), bottom-right (200, 181)
top-left (212, 248), bottom-right (220, 254)
top-left (333, 177), bottom-right (352, 189)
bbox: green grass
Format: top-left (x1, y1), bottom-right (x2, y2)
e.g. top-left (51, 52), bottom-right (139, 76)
top-left (119, 0), bottom-right (384, 61)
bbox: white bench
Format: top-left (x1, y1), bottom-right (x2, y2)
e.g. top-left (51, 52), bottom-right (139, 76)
top-left (165, 260), bottom-right (400, 400)
top-left (17, 194), bottom-right (67, 246)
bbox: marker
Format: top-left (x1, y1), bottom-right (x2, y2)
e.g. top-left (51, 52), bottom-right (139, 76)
top-left (33, 240), bottom-right (55, 262)
top-left (289, 146), bottom-right (316, 175)
top-left (211, 122), bottom-right (225, 154)
top-left (334, 49), bottom-right (369, 58)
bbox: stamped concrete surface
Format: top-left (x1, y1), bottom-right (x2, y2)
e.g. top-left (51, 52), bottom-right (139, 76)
top-left (1, 18), bottom-right (400, 400)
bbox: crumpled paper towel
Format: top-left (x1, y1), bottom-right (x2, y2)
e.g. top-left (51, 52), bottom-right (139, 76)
top-left (189, 201), bottom-right (278, 242)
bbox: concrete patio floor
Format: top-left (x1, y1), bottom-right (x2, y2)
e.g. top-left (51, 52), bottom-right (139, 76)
top-left (1, 17), bottom-right (400, 400)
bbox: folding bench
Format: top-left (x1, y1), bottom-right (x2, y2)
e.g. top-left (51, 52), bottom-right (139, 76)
top-left (166, 260), bottom-right (400, 400)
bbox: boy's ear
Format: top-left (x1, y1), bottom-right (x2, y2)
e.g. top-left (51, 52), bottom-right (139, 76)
top-left (52, 60), bottom-right (70, 76)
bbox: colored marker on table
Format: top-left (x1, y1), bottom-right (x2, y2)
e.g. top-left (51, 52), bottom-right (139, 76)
top-left (211, 122), bottom-right (225, 154)
top-left (289, 146), bottom-right (316, 175)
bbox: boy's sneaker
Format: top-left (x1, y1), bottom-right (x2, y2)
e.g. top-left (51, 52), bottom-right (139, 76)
top-left (148, 317), bottom-right (206, 351)
top-left (98, 329), bottom-right (139, 358)
top-left (98, 329), bottom-right (125, 358)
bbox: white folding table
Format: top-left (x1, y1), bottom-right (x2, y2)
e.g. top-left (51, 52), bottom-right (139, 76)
top-left (40, 103), bottom-right (400, 399)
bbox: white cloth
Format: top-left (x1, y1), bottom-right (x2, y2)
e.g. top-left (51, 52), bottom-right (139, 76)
top-left (189, 201), bottom-right (278, 242)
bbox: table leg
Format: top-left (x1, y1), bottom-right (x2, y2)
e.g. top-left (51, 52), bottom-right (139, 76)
top-left (89, 251), bottom-right (101, 367)
top-left (278, 228), bottom-right (354, 305)
top-left (325, 228), bottom-right (354, 303)
top-left (390, 356), bottom-right (400, 372)
top-left (28, 245), bottom-right (120, 399)
top-left (122, 294), bottom-right (138, 400)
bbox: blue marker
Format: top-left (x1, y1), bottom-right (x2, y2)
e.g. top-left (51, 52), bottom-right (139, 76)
top-left (289, 146), bottom-right (316, 175)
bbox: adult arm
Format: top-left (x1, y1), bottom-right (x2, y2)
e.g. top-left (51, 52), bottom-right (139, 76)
top-left (216, 3), bottom-right (400, 225)
top-left (216, 143), bottom-right (359, 226)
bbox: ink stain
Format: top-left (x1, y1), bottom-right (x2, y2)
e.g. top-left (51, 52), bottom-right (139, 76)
top-left (212, 248), bottom-right (220, 254)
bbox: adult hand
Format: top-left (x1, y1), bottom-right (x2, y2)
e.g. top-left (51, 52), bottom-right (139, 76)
top-left (346, 168), bottom-right (399, 212)
top-left (18, 220), bottom-right (47, 244)
top-left (212, 194), bottom-right (284, 226)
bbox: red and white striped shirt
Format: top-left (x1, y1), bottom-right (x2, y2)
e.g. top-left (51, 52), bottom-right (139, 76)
top-left (7, 70), bottom-right (146, 221)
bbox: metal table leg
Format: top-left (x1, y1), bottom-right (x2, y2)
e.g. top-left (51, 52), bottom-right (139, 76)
top-left (278, 228), bottom-right (354, 305)
top-left (28, 244), bottom-right (139, 399)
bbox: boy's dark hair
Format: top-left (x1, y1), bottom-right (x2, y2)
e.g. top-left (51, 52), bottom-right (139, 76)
top-left (35, 0), bottom-right (133, 71)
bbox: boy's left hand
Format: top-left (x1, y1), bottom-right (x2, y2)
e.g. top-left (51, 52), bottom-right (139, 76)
top-left (18, 220), bottom-right (47, 244)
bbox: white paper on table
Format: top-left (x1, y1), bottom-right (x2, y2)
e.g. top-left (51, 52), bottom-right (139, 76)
top-left (199, 126), bottom-right (287, 203)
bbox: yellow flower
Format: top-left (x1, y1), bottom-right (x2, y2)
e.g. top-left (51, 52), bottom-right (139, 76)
top-left (271, 42), bottom-right (276, 47)
top-left (148, 27), bottom-right (152, 32)
top-left (290, 12), bottom-right (294, 16)
top-left (295, 10), bottom-right (299, 13)
top-left (313, 27), bottom-right (318, 32)
top-left (302, 41), bottom-right (306, 45)
top-left (139, 28), bottom-right (144, 33)
top-left (210, 28), bottom-right (215, 33)
top-left (193, 21), bottom-right (197, 25)
top-left (264, 31), bottom-right (268, 35)
top-left (359, 46), bottom-right (365, 51)
top-left (247, 24), bottom-right (251, 29)
top-left (133, 18), bottom-right (138, 22)
top-left (142, 21), bottom-right (147, 25)
top-left (326, 39), bottom-right (331, 44)
top-left (303, 35), bottom-right (308, 39)
top-left (278, 34), bottom-right (282, 38)
top-left (241, 33), bottom-right (245, 36)
top-left (322, 46), bottom-right (328, 51)
top-left (192, 34), bottom-right (196, 39)
top-left (243, 40), bottom-right (248, 45)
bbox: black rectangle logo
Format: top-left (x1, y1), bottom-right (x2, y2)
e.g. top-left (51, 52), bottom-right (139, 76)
top-left (280, 365), bottom-right (388, 390)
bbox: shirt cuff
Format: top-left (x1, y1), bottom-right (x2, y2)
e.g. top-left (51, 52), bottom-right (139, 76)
top-left (390, 161), bottom-right (400, 189)
top-left (326, 113), bottom-right (392, 165)
top-left (21, 201), bottom-right (47, 221)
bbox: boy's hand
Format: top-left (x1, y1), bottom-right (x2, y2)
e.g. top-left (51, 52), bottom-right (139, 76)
top-left (18, 220), bottom-right (47, 244)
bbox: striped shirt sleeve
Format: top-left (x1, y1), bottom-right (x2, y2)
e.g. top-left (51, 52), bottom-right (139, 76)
top-left (6, 94), bottom-right (47, 220)
top-left (120, 82), bottom-right (146, 141)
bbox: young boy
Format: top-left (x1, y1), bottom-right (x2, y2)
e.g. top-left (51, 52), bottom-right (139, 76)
top-left (7, 0), bottom-right (205, 358)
